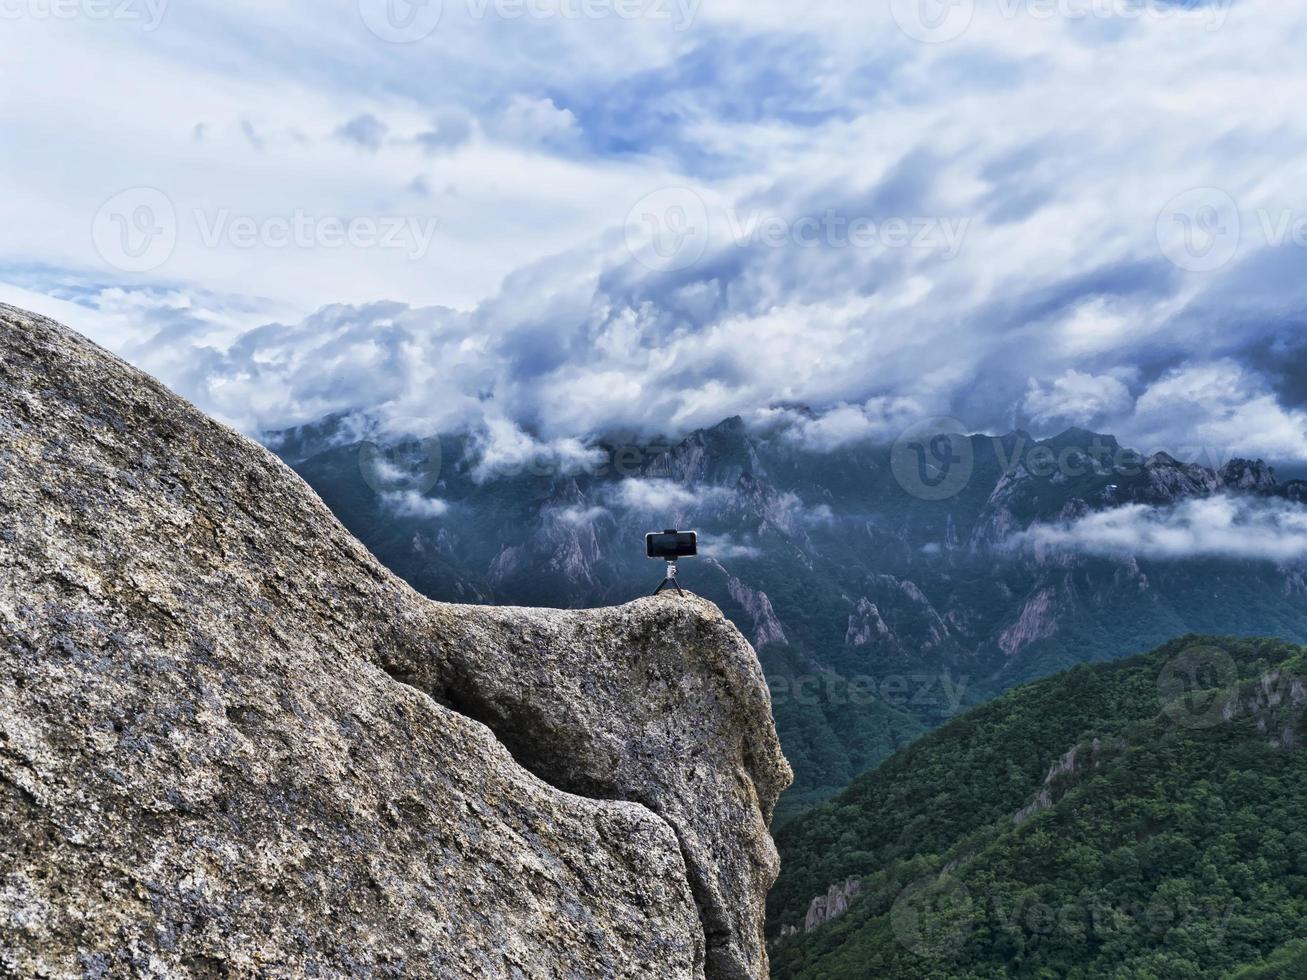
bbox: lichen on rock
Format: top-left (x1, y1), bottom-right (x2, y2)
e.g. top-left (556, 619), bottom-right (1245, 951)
top-left (0, 305), bottom-right (791, 979)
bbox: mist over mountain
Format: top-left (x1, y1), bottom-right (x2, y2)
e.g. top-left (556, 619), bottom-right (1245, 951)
top-left (270, 413), bottom-right (1307, 820)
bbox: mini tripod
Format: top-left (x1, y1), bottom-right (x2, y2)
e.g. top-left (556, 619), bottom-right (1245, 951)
top-left (653, 558), bottom-right (686, 596)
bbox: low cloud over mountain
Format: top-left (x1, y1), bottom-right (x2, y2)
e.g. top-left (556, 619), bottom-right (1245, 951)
top-left (1015, 494), bottom-right (1307, 563)
top-left (7, 2), bottom-right (1307, 471)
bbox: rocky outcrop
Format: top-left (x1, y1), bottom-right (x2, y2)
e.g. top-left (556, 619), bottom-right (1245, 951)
top-left (845, 598), bottom-right (893, 647)
top-left (713, 563), bottom-right (788, 648)
top-left (0, 306), bottom-right (791, 979)
top-left (999, 587), bottom-right (1059, 657)
top-left (1013, 737), bottom-right (1127, 825)
top-left (1224, 669), bottom-right (1307, 750)
top-left (1218, 458), bottom-right (1278, 493)
top-left (801, 879), bottom-right (863, 933)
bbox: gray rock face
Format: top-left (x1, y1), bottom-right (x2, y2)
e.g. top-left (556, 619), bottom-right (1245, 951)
top-left (800, 878), bottom-right (863, 933)
top-left (0, 305), bottom-right (791, 979)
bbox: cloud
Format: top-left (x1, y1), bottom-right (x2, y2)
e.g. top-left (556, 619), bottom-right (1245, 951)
top-left (1023, 370), bottom-right (1134, 429)
top-left (1014, 495), bottom-right (1307, 563)
top-left (700, 535), bottom-right (763, 560)
top-left (1128, 361), bottom-right (1307, 462)
top-left (380, 490), bottom-right (450, 519)
top-left (335, 114), bottom-right (389, 152)
top-left (240, 120), bottom-right (264, 151)
top-left (415, 109), bottom-right (474, 153)
top-left (468, 417), bottom-right (606, 483)
top-left (7, 0), bottom-right (1307, 467)
top-left (492, 95), bottom-right (580, 150)
top-left (551, 505), bottom-right (611, 527)
top-left (608, 479), bottom-right (730, 514)
top-left (782, 398), bottom-right (924, 451)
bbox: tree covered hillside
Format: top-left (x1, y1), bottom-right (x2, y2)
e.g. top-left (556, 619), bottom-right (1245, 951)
top-left (769, 637), bottom-right (1307, 979)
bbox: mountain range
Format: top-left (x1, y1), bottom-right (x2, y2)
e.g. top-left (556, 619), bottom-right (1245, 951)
top-left (271, 415), bottom-right (1307, 821)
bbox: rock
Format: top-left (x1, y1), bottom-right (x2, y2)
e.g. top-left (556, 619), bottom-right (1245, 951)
top-left (1013, 737), bottom-right (1127, 825)
top-left (1218, 458), bottom-right (1279, 493)
top-left (710, 562), bottom-right (788, 649)
top-left (998, 586), bottom-right (1059, 657)
top-left (801, 878), bottom-right (863, 933)
top-left (0, 305), bottom-right (791, 979)
top-left (845, 598), bottom-right (894, 648)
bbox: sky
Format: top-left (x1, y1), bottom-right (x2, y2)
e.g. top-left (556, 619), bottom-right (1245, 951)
top-left (3, 0), bottom-right (1307, 475)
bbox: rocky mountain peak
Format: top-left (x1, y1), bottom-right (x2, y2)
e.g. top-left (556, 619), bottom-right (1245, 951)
top-left (0, 305), bottom-right (791, 979)
top-left (1219, 457), bottom-right (1279, 492)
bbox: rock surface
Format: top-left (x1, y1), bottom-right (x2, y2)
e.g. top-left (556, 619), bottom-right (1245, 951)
top-left (0, 305), bottom-right (791, 979)
top-left (800, 878), bottom-right (863, 933)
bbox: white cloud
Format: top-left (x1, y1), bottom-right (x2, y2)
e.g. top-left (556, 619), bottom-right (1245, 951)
top-left (700, 536), bottom-right (762, 560)
top-left (551, 505), bottom-right (611, 526)
top-left (381, 490), bottom-right (450, 519)
top-left (1127, 361), bottom-right (1307, 462)
top-left (1015, 495), bottom-right (1307, 563)
top-left (469, 417), bottom-right (606, 483)
top-left (492, 96), bottom-right (579, 148)
top-left (6, 0), bottom-right (1307, 465)
top-left (784, 398), bottom-right (925, 451)
top-left (608, 479), bottom-right (730, 514)
top-left (1023, 370), bottom-right (1134, 429)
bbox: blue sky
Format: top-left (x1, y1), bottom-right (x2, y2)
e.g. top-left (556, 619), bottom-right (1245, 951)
top-left (3, 0), bottom-right (1307, 472)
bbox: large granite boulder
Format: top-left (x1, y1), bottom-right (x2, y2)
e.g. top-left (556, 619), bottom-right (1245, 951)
top-left (0, 305), bottom-right (790, 979)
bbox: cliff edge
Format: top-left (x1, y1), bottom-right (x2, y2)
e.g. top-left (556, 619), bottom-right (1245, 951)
top-left (0, 305), bottom-right (791, 979)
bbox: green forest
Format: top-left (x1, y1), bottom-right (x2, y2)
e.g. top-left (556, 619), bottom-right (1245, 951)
top-left (768, 637), bottom-right (1307, 979)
